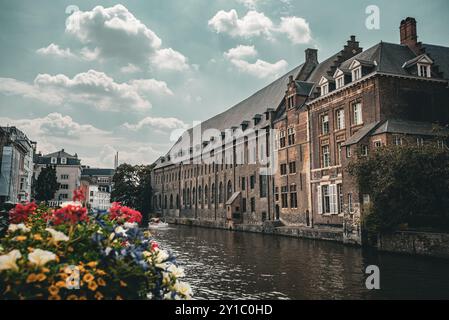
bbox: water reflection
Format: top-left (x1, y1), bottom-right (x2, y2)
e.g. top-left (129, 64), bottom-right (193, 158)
top-left (152, 226), bottom-right (449, 300)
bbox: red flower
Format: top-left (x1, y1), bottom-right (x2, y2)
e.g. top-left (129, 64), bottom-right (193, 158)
top-left (52, 205), bottom-right (89, 226)
top-left (9, 202), bottom-right (37, 223)
top-left (151, 241), bottom-right (159, 251)
top-left (72, 188), bottom-right (85, 202)
top-left (108, 202), bottom-right (142, 224)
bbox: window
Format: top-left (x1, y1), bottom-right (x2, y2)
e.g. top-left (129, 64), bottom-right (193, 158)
top-left (275, 187), bottom-right (279, 202)
top-left (242, 198), bottom-right (247, 212)
top-left (418, 64), bottom-right (431, 78)
top-left (321, 83), bottom-right (329, 96)
top-left (322, 145), bottom-right (330, 168)
top-left (321, 114), bottom-right (329, 135)
top-left (279, 130), bottom-right (286, 148)
top-left (51, 157), bottom-right (57, 164)
top-left (280, 163), bottom-right (287, 175)
top-left (250, 197), bottom-right (256, 212)
top-left (259, 175), bottom-right (267, 198)
top-left (416, 137), bottom-right (424, 146)
top-left (348, 193), bottom-right (354, 213)
top-left (336, 109), bottom-right (345, 130)
top-left (352, 102), bottom-right (362, 125)
top-left (287, 96), bottom-right (294, 109)
top-left (60, 193), bottom-right (68, 200)
top-left (346, 146), bottom-right (352, 158)
top-left (321, 185), bottom-right (331, 214)
top-left (374, 140), bottom-right (382, 148)
top-left (394, 136), bottom-right (403, 146)
top-left (250, 175), bottom-right (256, 189)
top-left (361, 145), bottom-right (368, 156)
top-left (336, 76), bottom-right (344, 89)
top-left (281, 186), bottom-right (288, 208)
top-left (61, 157), bottom-right (67, 164)
top-left (352, 67), bottom-right (361, 81)
top-left (289, 161), bottom-right (296, 174)
top-left (290, 185), bottom-right (297, 208)
top-left (336, 142), bottom-right (342, 165)
top-left (287, 127), bottom-right (295, 145)
top-left (241, 177), bottom-right (246, 191)
top-left (337, 184), bottom-right (343, 214)
top-left (61, 174), bottom-right (69, 180)
top-left (60, 184), bottom-right (69, 190)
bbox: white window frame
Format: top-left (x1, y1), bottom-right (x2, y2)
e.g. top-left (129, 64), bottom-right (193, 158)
top-left (352, 102), bottom-right (362, 125)
top-left (50, 157), bottom-right (57, 164)
top-left (322, 145), bottom-right (330, 168)
top-left (373, 140), bottom-right (382, 148)
top-left (61, 157), bottom-right (67, 164)
top-left (416, 137), bottom-right (424, 146)
top-left (417, 63), bottom-right (431, 78)
top-left (394, 136), bottom-right (403, 146)
top-left (335, 76), bottom-right (344, 89)
top-left (352, 67), bottom-right (362, 81)
top-left (336, 108), bottom-right (345, 130)
top-left (361, 145), bottom-right (368, 156)
top-left (321, 83), bottom-right (329, 96)
top-left (321, 114), bottom-right (329, 135)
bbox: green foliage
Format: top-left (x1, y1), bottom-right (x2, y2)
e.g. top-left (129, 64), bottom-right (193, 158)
top-left (34, 166), bottom-right (59, 202)
top-left (111, 164), bottom-right (154, 219)
top-left (348, 144), bottom-right (449, 234)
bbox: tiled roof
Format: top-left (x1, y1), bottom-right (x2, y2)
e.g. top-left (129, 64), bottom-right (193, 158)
top-left (81, 168), bottom-right (115, 176)
top-left (372, 119), bottom-right (449, 136)
top-left (422, 44), bottom-right (449, 79)
top-left (342, 121), bottom-right (381, 146)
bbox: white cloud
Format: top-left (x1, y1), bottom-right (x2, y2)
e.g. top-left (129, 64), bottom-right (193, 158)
top-left (80, 47), bottom-right (101, 61)
top-left (208, 10), bottom-right (273, 38)
top-left (224, 44), bottom-right (287, 78)
top-left (0, 70), bottom-right (175, 112)
top-left (229, 58), bottom-right (288, 78)
top-left (120, 63), bottom-right (141, 74)
top-left (237, 0), bottom-right (260, 9)
top-left (224, 45), bottom-right (257, 60)
top-left (65, 4), bottom-right (189, 70)
top-left (36, 43), bottom-right (76, 59)
top-left (122, 116), bottom-right (187, 131)
top-left (208, 9), bottom-right (312, 44)
top-left (151, 48), bottom-right (189, 71)
top-left (278, 16), bottom-right (312, 44)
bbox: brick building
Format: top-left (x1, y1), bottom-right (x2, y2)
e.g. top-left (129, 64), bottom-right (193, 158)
top-left (151, 17), bottom-right (449, 244)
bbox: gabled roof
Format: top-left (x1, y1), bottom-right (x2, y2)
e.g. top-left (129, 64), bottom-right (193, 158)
top-left (422, 43), bottom-right (449, 79)
top-left (402, 54), bottom-right (433, 69)
top-left (371, 119), bottom-right (449, 136)
top-left (81, 168), bottom-right (115, 177)
top-left (44, 149), bottom-right (78, 159)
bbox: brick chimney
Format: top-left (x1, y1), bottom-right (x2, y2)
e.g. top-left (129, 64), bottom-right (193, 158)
top-left (400, 17), bottom-right (421, 54)
top-left (305, 48), bottom-right (318, 64)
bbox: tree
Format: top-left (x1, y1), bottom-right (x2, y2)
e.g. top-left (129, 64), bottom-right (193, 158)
top-left (34, 165), bottom-right (59, 202)
top-left (348, 143), bottom-right (449, 236)
top-left (111, 164), bottom-right (154, 222)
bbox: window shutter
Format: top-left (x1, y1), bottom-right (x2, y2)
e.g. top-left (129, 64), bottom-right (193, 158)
top-left (317, 185), bottom-right (322, 214)
top-left (329, 184), bottom-right (337, 214)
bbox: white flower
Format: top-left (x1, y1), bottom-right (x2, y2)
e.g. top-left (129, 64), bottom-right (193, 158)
top-left (153, 248), bottom-right (169, 264)
top-left (114, 226), bottom-right (127, 237)
top-left (60, 201), bottom-right (82, 208)
top-left (28, 249), bottom-right (56, 267)
top-left (124, 222), bottom-right (138, 229)
top-left (45, 228), bottom-right (69, 243)
top-left (105, 247), bottom-right (112, 256)
top-left (0, 250), bottom-right (22, 271)
top-left (8, 223), bottom-right (30, 233)
top-left (174, 280), bottom-right (193, 299)
top-left (108, 232), bottom-right (115, 241)
top-left (167, 264), bottom-right (185, 278)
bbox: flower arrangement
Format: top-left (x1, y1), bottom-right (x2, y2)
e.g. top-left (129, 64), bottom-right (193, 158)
top-left (0, 189), bottom-right (192, 300)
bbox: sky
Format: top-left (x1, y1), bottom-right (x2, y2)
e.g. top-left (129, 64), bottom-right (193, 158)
top-left (1, 0), bottom-right (448, 168)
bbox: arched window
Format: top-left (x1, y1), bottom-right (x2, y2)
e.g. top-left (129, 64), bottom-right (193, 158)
top-left (170, 194), bottom-right (173, 209)
top-left (227, 180), bottom-right (232, 201)
top-left (219, 182), bottom-right (223, 203)
top-left (211, 183), bottom-right (215, 204)
top-left (187, 188), bottom-right (190, 206)
top-left (176, 194), bottom-right (180, 209)
top-left (192, 187), bottom-right (196, 205)
top-left (182, 189), bottom-right (186, 206)
top-left (204, 185), bottom-right (208, 205)
top-left (164, 195), bottom-right (168, 209)
top-left (158, 195), bottom-right (162, 208)
top-left (198, 186), bottom-right (202, 205)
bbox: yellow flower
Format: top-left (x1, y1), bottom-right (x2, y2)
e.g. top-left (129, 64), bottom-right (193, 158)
top-left (67, 295), bottom-right (78, 300)
top-left (42, 267), bottom-right (50, 273)
top-left (33, 234), bottom-right (43, 241)
top-left (48, 294), bottom-right (61, 300)
top-left (97, 278), bottom-right (106, 287)
top-left (55, 281), bottom-right (66, 288)
top-left (48, 285), bottom-right (59, 296)
top-left (96, 269), bottom-right (106, 276)
top-left (79, 296), bottom-right (87, 300)
top-left (88, 281), bottom-right (98, 291)
top-left (87, 261), bottom-right (98, 268)
top-left (59, 273), bottom-right (68, 280)
top-left (36, 273), bottom-right (47, 282)
top-left (94, 291), bottom-right (104, 300)
top-left (26, 273), bottom-right (37, 283)
top-left (119, 280), bottom-right (127, 287)
top-left (83, 273), bottom-right (94, 283)
top-left (15, 235), bottom-right (27, 241)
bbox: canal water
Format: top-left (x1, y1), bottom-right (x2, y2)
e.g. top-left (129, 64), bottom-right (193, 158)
top-left (151, 225), bottom-right (449, 300)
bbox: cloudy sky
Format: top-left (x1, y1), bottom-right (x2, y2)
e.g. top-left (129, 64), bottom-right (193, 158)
top-left (1, 0), bottom-right (448, 168)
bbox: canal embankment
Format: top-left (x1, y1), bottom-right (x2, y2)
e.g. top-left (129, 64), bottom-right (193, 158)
top-left (165, 217), bottom-right (449, 259)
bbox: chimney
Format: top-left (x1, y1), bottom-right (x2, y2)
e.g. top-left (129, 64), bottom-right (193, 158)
top-left (400, 17), bottom-right (420, 54)
top-left (305, 48), bottom-right (318, 64)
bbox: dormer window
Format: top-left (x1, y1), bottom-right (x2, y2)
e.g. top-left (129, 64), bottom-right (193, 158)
top-left (418, 63), bottom-right (431, 78)
top-left (51, 157), bottom-right (57, 164)
top-left (333, 69), bottom-right (345, 89)
top-left (318, 76), bottom-right (331, 97)
top-left (61, 157), bottom-right (67, 164)
top-left (352, 67), bottom-right (361, 81)
top-left (287, 95), bottom-right (295, 109)
top-left (336, 76), bottom-right (344, 89)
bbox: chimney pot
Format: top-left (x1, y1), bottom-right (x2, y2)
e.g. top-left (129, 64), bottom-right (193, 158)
top-left (400, 17), bottom-right (419, 53)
